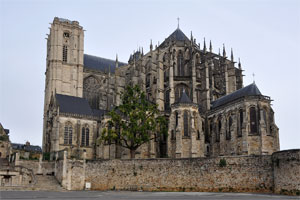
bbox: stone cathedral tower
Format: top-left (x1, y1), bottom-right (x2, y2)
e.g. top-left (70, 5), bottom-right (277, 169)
top-left (43, 17), bottom-right (84, 152)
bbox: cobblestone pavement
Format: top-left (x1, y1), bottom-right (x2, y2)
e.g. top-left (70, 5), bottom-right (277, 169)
top-left (0, 191), bottom-right (298, 200)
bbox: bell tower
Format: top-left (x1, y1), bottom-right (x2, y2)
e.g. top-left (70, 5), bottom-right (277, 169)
top-left (42, 17), bottom-right (84, 151)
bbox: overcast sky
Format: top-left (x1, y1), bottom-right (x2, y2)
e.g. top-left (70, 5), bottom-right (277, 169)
top-left (0, 0), bottom-right (299, 150)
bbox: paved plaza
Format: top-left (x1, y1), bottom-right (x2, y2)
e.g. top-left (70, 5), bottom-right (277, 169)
top-left (0, 191), bottom-right (298, 200)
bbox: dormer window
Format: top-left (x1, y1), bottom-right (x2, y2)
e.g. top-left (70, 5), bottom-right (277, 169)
top-left (63, 32), bottom-right (70, 38)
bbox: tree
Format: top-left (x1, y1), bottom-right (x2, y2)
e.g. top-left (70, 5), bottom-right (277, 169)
top-left (100, 85), bottom-right (167, 158)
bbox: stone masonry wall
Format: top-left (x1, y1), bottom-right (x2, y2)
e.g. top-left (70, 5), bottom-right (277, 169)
top-left (18, 160), bottom-right (55, 175)
top-left (272, 149), bottom-right (300, 195)
top-left (52, 149), bottom-right (299, 195)
top-left (85, 156), bottom-right (274, 193)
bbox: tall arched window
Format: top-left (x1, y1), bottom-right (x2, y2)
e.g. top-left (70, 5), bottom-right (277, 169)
top-left (216, 119), bottom-right (221, 142)
top-left (226, 116), bottom-right (232, 140)
top-left (183, 111), bottom-right (189, 137)
top-left (263, 109), bottom-right (270, 134)
top-left (81, 126), bottom-right (90, 146)
top-left (250, 107), bottom-right (258, 134)
top-left (175, 111), bottom-right (178, 127)
top-left (238, 110), bottom-right (243, 137)
top-left (83, 76), bottom-right (100, 109)
top-left (177, 50), bottom-right (184, 76)
top-left (164, 90), bottom-right (170, 110)
top-left (64, 123), bottom-right (73, 145)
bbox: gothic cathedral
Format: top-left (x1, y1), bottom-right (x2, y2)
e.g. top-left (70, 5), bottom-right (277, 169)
top-left (43, 17), bottom-right (279, 160)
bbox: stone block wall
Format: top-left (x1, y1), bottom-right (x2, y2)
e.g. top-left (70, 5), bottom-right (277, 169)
top-left (52, 149), bottom-right (299, 195)
top-left (272, 149), bottom-right (300, 195)
top-left (18, 160), bottom-right (54, 175)
top-left (85, 156), bottom-right (273, 193)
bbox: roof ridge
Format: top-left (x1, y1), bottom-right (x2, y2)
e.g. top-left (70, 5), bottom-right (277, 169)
top-left (211, 83), bottom-right (263, 108)
top-left (84, 53), bottom-right (127, 65)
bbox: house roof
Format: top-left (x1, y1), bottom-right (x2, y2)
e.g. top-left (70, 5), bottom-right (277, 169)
top-left (12, 143), bottom-right (42, 153)
top-left (84, 54), bottom-right (127, 73)
top-left (211, 83), bottom-right (262, 109)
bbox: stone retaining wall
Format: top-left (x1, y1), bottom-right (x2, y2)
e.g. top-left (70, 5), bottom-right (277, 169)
top-left (85, 156), bottom-right (273, 193)
top-left (272, 149), bottom-right (300, 195)
top-left (51, 149), bottom-right (300, 195)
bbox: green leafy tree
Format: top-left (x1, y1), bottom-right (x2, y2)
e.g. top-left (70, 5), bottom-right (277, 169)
top-left (100, 85), bottom-right (167, 158)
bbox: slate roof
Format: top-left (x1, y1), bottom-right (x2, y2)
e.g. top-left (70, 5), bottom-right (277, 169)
top-left (179, 90), bottom-right (192, 104)
top-left (92, 109), bottom-right (107, 118)
top-left (12, 143), bottom-right (42, 153)
top-left (160, 28), bottom-right (190, 47)
top-left (56, 94), bottom-right (93, 116)
top-left (55, 94), bottom-right (106, 118)
top-left (84, 54), bottom-right (127, 73)
top-left (4, 129), bottom-right (9, 135)
top-left (211, 83), bottom-right (262, 109)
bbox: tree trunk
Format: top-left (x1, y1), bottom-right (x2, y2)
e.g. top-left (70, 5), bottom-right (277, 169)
top-left (130, 149), bottom-right (135, 159)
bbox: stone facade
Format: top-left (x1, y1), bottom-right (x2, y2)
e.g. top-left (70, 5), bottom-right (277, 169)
top-left (43, 17), bottom-right (279, 160)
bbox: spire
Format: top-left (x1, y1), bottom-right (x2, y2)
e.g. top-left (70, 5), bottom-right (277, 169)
top-left (231, 48), bottom-right (234, 62)
top-left (209, 40), bottom-right (212, 53)
top-left (218, 48), bottom-right (221, 56)
top-left (141, 47), bottom-right (144, 56)
top-left (150, 39), bottom-right (153, 51)
top-left (223, 44), bottom-right (226, 57)
top-left (238, 58), bottom-right (242, 70)
top-left (190, 31), bottom-right (193, 42)
top-left (203, 38), bottom-right (207, 53)
top-left (116, 54), bottom-right (119, 68)
top-left (177, 17), bottom-right (180, 29)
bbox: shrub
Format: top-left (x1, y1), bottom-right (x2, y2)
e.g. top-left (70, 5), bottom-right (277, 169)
top-left (219, 158), bottom-right (227, 167)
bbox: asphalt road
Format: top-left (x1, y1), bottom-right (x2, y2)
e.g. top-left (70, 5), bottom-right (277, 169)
top-left (0, 191), bottom-right (298, 200)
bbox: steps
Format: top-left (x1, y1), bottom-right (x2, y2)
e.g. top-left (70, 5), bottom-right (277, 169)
top-left (0, 175), bottom-right (65, 191)
top-left (32, 175), bottom-right (65, 191)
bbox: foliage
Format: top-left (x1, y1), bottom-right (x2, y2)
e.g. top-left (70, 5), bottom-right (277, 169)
top-left (43, 152), bottom-right (50, 161)
top-left (219, 158), bottom-right (227, 167)
top-left (100, 85), bottom-right (168, 158)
